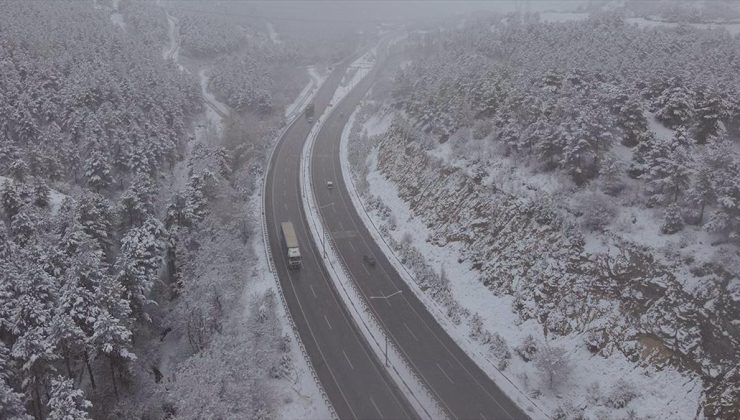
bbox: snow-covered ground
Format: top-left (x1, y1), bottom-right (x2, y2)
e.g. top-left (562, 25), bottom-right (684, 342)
top-left (627, 17), bottom-right (740, 35)
top-left (329, 48), bottom-right (376, 106)
top-left (0, 175), bottom-right (69, 216)
top-left (340, 106), bottom-right (705, 419)
top-left (198, 68), bottom-right (230, 136)
top-left (285, 66), bottom-right (326, 120)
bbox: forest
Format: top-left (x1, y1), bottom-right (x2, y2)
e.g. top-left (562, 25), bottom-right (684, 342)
top-left (0, 0), bottom-right (308, 418)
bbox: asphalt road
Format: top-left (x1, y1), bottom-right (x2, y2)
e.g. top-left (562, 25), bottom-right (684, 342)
top-left (264, 57), bottom-right (417, 419)
top-left (310, 55), bottom-right (530, 420)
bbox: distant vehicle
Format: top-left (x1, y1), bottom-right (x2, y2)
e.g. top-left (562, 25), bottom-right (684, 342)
top-left (305, 102), bottom-right (315, 119)
top-left (281, 222), bottom-right (302, 269)
top-left (307, 116), bottom-right (314, 123)
top-left (327, 181), bottom-right (334, 189)
top-left (363, 254), bottom-right (376, 266)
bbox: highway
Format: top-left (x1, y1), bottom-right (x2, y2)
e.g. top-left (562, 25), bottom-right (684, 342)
top-left (264, 57), bottom-right (417, 419)
top-left (309, 55), bottom-right (530, 419)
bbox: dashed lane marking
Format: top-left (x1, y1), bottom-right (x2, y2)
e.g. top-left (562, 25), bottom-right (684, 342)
top-left (437, 362), bottom-right (455, 384)
top-left (403, 322), bottom-right (419, 342)
top-left (342, 349), bottom-right (355, 370)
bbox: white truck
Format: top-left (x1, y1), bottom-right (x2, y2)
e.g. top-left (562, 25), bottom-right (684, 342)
top-left (281, 221), bottom-right (302, 269)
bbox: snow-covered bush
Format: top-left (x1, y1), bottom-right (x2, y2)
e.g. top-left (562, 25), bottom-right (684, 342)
top-left (661, 204), bottom-right (684, 234)
top-left (606, 379), bottom-right (637, 409)
top-left (516, 334), bottom-right (538, 362)
top-left (488, 333), bottom-right (512, 370)
top-left (576, 191), bottom-right (618, 232)
top-left (586, 381), bottom-right (602, 405)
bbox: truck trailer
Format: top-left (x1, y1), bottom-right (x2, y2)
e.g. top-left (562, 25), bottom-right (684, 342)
top-left (281, 221), bottom-right (302, 269)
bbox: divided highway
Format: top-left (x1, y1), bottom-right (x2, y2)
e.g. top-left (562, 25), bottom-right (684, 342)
top-left (264, 59), bottom-right (417, 419)
top-left (309, 58), bottom-right (530, 419)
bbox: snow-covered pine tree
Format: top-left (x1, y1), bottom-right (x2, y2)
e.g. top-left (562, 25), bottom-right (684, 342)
top-left (46, 376), bottom-right (91, 420)
top-left (76, 193), bottom-right (114, 257)
top-left (705, 153), bottom-right (740, 242)
top-left (618, 96), bottom-right (649, 147)
top-left (118, 174), bottom-right (156, 229)
top-left (655, 86), bottom-right (695, 128)
top-left (84, 149), bottom-right (113, 193)
top-left (115, 217), bottom-right (167, 322)
top-left (1, 180), bottom-right (23, 220)
top-left (0, 343), bottom-right (30, 420)
top-left (646, 127), bottom-right (692, 205)
top-left (693, 91), bottom-right (729, 144)
top-left (661, 203), bottom-right (684, 234)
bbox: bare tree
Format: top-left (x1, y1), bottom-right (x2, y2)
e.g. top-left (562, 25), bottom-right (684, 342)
top-left (535, 344), bottom-right (571, 390)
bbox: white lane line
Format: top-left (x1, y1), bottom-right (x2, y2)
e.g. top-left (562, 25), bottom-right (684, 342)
top-left (369, 395), bottom-right (384, 418)
top-left (361, 264), bottom-right (371, 276)
top-left (323, 314), bottom-right (332, 330)
top-left (342, 349), bottom-right (355, 370)
top-left (403, 322), bottom-right (419, 342)
top-left (283, 202), bottom-right (288, 211)
top-left (309, 284), bottom-right (317, 298)
top-left (480, 412), bottom-right (488, 420)
top-left (348, 241), bottom-right (356, 252)
top-left (437, 362), bottom-right (455, 384)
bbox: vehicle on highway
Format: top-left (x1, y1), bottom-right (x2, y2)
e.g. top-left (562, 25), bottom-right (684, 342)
top-left (327, 181), bottom-right (334, 189)
top-left (363, 254), bottom-right (376, 266)
top-left (281, 221), bottom-right (302, 269)
top-left (305, 102), bottom-right (315, 119)
top-left (307, 116), bottom-right (314, 123)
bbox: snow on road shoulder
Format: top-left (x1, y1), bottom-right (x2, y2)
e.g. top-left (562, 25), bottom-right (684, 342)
top-left (329, 49), bottom-right (376, 105)
top-left (340, 107), bottom-right (703, 419)
top-left (285, 66), bottom-right (326, 120)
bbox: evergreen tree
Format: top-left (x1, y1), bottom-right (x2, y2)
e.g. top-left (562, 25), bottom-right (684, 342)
top-left (83, 150), bottom-right (113, 193)
top-left (0, 344), bottom-right (30, 420)
top-left (686, 146), bottom-right (726, 225)
top-left (1, 180), bottom-right (23, 220)
top-left (661, 204), bottom-right (684, 234)
top-left (118, 174), bottom-right (156, 229)
top-left (9, 208), bottom-right (37, 247)
top-left (618, 96), bottom-right (648, 147)
top-left (693, 92), bottom-right (729, 144)
top-left (705, 154), bottom-right (740, 242)
top-left (115, 217), bottom-right (167, 322)
top-left (76, 193), bottom-right (114, 256)
top-left (655, 86), bottom-right (694, 128)
top-left (47, 377), bottom-right (92, 420)
top-left (32, 180), bottom-right (50, 208)
top-left (646, 127), bottom-right (692, 205)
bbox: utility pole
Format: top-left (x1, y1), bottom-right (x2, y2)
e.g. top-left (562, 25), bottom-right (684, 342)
top-left (369, 290), bottom-right (403, 367)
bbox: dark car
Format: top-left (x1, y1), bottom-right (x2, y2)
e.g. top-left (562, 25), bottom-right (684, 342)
top-left (363, 254), bottom-right (376, 266)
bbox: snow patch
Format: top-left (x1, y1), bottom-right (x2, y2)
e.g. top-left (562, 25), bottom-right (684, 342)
top-left (0, 175), bottom-right (69, 216)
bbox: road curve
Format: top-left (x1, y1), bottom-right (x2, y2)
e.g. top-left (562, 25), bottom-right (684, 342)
top-left (264, 57), bottom-right (417, 419)
top-left (309, 53), bottom-right (530, 419)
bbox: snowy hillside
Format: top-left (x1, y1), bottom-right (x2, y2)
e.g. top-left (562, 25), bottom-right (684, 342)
top-left (348, 13), bottom-right (740, 419)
